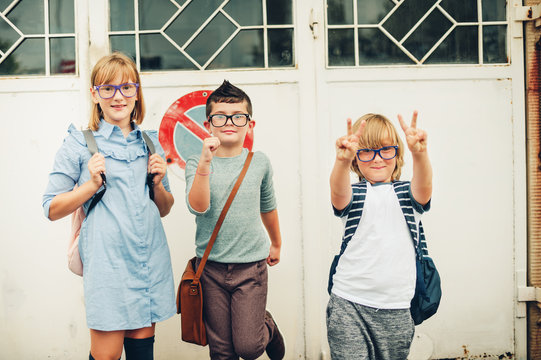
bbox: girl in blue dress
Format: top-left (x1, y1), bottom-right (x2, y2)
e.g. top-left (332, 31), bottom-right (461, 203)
top-left (43, 52), bottom-right (176, 360)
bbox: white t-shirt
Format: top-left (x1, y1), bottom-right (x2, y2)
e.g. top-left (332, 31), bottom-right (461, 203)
top-left (332, 182), bottom-right (418, 309)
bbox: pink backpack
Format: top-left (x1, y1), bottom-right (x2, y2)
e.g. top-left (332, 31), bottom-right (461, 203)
top-left (68, 202), bottom-right (85, 276)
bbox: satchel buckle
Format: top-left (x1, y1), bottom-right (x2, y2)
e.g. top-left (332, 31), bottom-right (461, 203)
top-left (189, 284), bottom-right (199, 296)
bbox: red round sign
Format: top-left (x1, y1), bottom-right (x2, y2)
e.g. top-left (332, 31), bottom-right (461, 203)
top-left (159, 90), bottom-right (254, 177)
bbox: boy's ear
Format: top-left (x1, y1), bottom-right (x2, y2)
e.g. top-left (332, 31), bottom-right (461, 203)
top-left (204, 121), bottom-right (211, 133)
top-left (249, 120), bottom-right (256, 129)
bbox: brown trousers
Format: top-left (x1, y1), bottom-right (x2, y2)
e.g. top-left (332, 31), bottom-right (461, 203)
top-left (196, 258), bottom-right (277, 360)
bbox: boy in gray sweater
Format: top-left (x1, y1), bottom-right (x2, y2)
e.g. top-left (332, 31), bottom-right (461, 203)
top-left (185, 80), bottom-right (285, 360)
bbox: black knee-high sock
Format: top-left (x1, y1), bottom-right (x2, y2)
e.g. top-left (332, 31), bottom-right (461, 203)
top-left (124, 336), bottom-right (155, 360)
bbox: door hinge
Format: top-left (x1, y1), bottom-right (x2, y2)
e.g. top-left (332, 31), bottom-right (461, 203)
top-left (514, 4), bottom-right (541, 27)
top-left (517, 286), bottom-right (541, 303)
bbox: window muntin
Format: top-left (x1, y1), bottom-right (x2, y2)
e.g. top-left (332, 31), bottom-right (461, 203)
top-left (0, 0), bottom-right (76, 76)
top-left (108, 0), bottom-right (295, 71)
top-left (326, 0), bottom-right (508, 67)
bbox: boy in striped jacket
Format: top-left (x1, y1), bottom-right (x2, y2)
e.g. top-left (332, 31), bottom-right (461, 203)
top-left (327, 112), bottom-right (432, 360)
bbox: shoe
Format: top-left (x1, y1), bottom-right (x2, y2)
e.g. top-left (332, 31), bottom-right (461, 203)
top-left (265, 310), bottom-right (285, 360)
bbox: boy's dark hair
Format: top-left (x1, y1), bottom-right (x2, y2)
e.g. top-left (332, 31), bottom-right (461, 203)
top-left (206, 80), bottom-right (253, 117)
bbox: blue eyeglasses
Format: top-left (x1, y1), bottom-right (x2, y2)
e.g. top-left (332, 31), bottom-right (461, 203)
top-left (356, 146), bottom-right (398, 162)
top-left (94, 83), bottom-right (139, 99)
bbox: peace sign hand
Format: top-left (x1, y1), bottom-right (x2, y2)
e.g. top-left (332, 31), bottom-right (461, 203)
top-left (335, 118), bottom-right (366, 162)
top-left (398, 111), bottom-right (427, 154)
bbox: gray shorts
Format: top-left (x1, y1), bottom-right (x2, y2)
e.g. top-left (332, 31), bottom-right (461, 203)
top-left (326, 293), bottom-right (414, 360)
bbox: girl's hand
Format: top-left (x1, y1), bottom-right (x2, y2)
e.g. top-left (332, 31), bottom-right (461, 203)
top-left (148, 153), bottom-right (167, 185)
top-left (398, 110), bottom-right (427, 154)
top-left (201, 136), bottom-right (221, 164)
top-left (87, 153), bottom-right (105, 189)
top-left (336, 118), bottom-right (366, 162)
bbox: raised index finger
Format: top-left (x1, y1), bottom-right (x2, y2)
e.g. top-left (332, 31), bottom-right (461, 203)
top-left (346, 118), bottom-right (352, 136)
top-left (397, 114), bottom-right (408, 132)
top-left (410, 110), bottom-right (418, 129)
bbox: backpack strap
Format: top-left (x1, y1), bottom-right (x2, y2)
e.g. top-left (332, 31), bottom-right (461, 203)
top-left (141, 131), bottom-right (156, 155)
top-left (392, 181), bottom-right (429, 259)
top-left (338, 181), bottom-right (368, 255)
top-left (141, 131), bottom-right (157, 200)
top-left (83, 129), bottom-right (99, 155)
top-left (82, 129), bottom-right (106, 213)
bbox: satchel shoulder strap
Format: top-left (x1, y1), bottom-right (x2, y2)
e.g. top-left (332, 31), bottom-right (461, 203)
top-left (193, 151), bottom-right (254, 284)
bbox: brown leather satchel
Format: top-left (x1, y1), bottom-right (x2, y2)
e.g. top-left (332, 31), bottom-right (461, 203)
top-left (176, 152), bottom-right (254, 346)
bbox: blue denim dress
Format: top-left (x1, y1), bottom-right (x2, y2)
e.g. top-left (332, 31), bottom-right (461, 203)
top-left (43, 120), bottom-right (176, 331)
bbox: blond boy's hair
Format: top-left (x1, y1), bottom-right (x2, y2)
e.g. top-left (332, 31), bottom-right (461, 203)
top-left (350, 113), bottom-right (404, 182)
top-left (89, 52), bottom-right (145, 131)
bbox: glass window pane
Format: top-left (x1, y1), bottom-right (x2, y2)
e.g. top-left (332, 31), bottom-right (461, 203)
top-left (7, 0), bottom-right (44, 34)
top-left (358, 28), bottom-right (412, 65)
top-left (357, 0), bottom-right (395, 25)
top-left (403, 9), bottom-right (452, 60)
top-left (483, 25), bottom-right (506, 63)
top-left (0, 0), bottom-right (12, 12)
top-left (110, 35), bottom-right (136, 61)
top-left (185, 13), bottom-right (237, 67)
top-left (328, 29), bottom-right (354, 66)
top-left (267, 0), bottom-right (292, 25)
top-left (0, 38), bottom-right (45, 75)
top-left (165, 0), bottom-right (223, 47)
top-left (0, 16), bottom-right (21, 52)
top-left (49, 0), bottom-right (75, 33)
top-left (425, 25), bottom-right (478, 64)
top-left (50, 37), bottom-right (75, 74)
top-left (268, 28), bottom-right (294, 67)
top-left (139, 33), bottom-right (196, 70)
top-left (482, 0), bottom-right (506, 21)
top-left (208, 29), bottom-right (263, 69)
top-left (439, 0), bottom-right (477, 22)
top-left (382, 0), bottom-right (436, 41)
top-left (109, 0), bottom-right (134, 31)
top-left (328, 0), bottom-right (353, 25)
top-left (139, 0), bottom-right (176, 30)
top-left (224, 0), bottom-right (262, 26)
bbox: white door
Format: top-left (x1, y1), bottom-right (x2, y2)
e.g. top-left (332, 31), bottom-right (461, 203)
top-left (303, 0), bottom-right (527, 359)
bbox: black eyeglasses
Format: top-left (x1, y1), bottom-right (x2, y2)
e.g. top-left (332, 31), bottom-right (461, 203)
top-left (208, 114), bottom-right (250, 127)
top-left (356, 146), bottom-right (398, 162)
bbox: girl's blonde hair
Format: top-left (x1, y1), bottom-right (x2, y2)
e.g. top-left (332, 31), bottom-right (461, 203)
top-left (89, 52), bottom-right (145, 131)
top-left (350, 113), bottom-right (404, 181)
